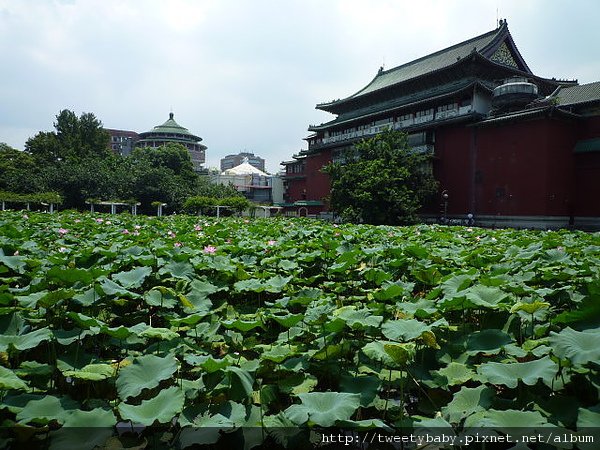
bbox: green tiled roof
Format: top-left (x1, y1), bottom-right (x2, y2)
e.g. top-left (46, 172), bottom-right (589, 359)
top-left (317, 21), bottom-right (527, 111)
top-left (554, 81), bottom-right (600, 106)
top-left (139, 113), bottom-right (201, 141)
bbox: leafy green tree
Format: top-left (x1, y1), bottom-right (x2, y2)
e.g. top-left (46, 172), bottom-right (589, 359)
top-left (324, 130), bottom-right (438, 225)
top-left (25, 109), bottom-right (110, 162)
top-left (0, 143), bottom-right (44, 193)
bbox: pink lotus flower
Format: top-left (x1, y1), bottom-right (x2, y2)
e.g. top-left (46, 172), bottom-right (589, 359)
top-left (59, 247), bottom-right (67, 253)
top-left (96, 218), bottom-right (104, 223)
top-left (58, 228), bottom-right (68, 235)
top-left (174, 242), bottom-right (182, 248)
top-left (134, 225), bottom-right (141, 230)
top-left (203, 245), bottom-right (217, 254)
top-left (74, 219), bottom-right (81, 223)
top-left (167, 230), bottom-right (176, 238)
top-left (267, 240), bottom-right (277, 246)
top-left (194, 225), bottom-right (202, 231)
top-left (334, 232), bottom-right (340, 237)
top-left (22, 214), bottom-right (29, 219)
top-left (122, 229), bottom-right (130, 234)
top-left (106, 221), bottom-right (112, 225)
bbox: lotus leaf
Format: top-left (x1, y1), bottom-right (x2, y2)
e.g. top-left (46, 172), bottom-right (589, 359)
top-left (116, 354), bottom-right (178, 400)
top-left (478, 356), bottom-right (558, 388)
top-left (118, 386), bottom-right (184, 426)
top-left (549, 327), bottom-right (600, 366)
top-left (285, 392), bottom-right (361, 427)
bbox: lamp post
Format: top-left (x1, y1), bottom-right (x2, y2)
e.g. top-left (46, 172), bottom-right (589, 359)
top-left (441, 190), bottom-right (449, 224)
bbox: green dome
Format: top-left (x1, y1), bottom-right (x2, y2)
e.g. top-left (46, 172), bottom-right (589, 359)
top-left (139, 112), bottom-right (202, 142)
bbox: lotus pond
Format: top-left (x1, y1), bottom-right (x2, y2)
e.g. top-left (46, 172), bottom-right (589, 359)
top-left (0, 211), bottom-right (599, 448)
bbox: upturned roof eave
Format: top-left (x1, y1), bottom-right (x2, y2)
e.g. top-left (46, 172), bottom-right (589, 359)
top-left (316, 24), bottom-right (508, 113)
top-left (309, 80), bottom-right (492, 132)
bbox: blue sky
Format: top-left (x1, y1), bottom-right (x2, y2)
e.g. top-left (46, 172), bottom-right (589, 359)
top-left (1, 0), bottom-right (598, 172)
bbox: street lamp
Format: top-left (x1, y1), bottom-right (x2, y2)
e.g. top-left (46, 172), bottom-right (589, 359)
top-left (441, 190), bottom-right (449, 224)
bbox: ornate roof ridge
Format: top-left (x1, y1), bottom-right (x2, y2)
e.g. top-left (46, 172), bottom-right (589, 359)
top-left (317, 22), bottom-right (509, 111)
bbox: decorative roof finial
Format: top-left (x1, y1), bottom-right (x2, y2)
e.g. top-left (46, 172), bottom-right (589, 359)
top-left (169, 112), bottom-right (174, 120)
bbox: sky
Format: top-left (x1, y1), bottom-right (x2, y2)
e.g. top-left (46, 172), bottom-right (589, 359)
top-left (1, 0), bottom-right (599, 173)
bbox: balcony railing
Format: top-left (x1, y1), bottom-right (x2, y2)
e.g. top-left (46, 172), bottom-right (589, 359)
top-left (311, 106), bottom-right (473, 148)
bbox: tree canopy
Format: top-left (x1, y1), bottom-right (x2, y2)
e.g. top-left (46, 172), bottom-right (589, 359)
top-left (2, 110), bottom-right (244, 212)
top-left (324, 130), bottom-right (438, 225)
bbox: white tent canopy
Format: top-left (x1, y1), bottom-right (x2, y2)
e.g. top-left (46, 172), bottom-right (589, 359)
top-left (223, 157), bottom-right (268, 176)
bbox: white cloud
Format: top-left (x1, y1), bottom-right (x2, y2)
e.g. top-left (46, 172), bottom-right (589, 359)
top-left (0, 0), bottom-right (598, 172)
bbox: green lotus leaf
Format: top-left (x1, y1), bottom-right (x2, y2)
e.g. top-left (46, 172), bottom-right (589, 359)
top-left (465, 408), bottom-right (548, 429)
top-left (118, 386), bottom-right (184, 426)
top-left (184, 355), bottom-right (232, 373)
top-left (440, 274), bottom-right (474, 296)
top-left (260, 344), bottom-right (297, 363)
top-left (362, 267), bottom-right (392, 285)
top-left (138, 327), bottom-right (180, 340)
top-left (264, 275), bottom-right (293, 293)
top-left (577, 408), bottom-right (600, 428)
top-left (362, 340), bottom-right (402, 366)
top-left (116, 354), bottom-right (179, 400)
top-left (222, 318), bottom-right (263, 332)
top-left (0, 255), bottom-right (27, 273)
top-left (433, 362), bottom-right (478, 387)
top-left (15, 361), bottom-right (53, 380)
top-left (99, 325), bottom-right (132, 340)
top-left (0, 366), bottom-right (28, 390)
top-left (463, 285), bottom-right (510, 309)
top-left (160, 261), bottom-right (195, 280)
top-left (112, 266), bottom-right (152, 288)
top-left (333, 306), bottom-right (383, 329)
top-left (47, 266), bottom-right (94, 285)
top-left (49, 408), bottom-right (117, 450)
top-left (99, 278), bottom-right (138, 297)
top-left (396, 298), bottom-right (437, 317)
top-left (373, 281), bottom-right (414, 301)
top-left (16, 395), bottom-right (79, 425)
top-left (384, 342), bottom-right (416, 366)
top-left (62, 363), bottom-right (114, 381)
top-left (15, 291), bottom-right (47, 308)
top-left (71, 287), bottom-right (99, 306)
top-left (285, 392), bottom-right (361, 427)
top-left (477, 356), bottom-right (558, 388)
top-left (262, 413), bottom-right (303, 447)
top-left (234, 278), bottom-right (265, 292)
top-left (221, 366), bottom-right (254, 401)
top-left (382, 318), bottom-right (430, 341)
top-left (339, 374), bottom-right (381, 407)
top-left (441, 385), bottom-right (494, 423)
top-left (412, 267), bottom-right (442, 286)
top-left (269, 312), bottom-right (304, 328)
top-left (549, 327), bottom-right (600, 366)
top-left (143, 288), bottom-right (176, 308)
top-left (278, 373), bottom-right (318, 395)
top-left (466, 329), bottom-right (513, 355)
top-left (0, 327), bottom-right (53, 352)
top-left (312, 342), bottom-right (352, 361)
top-left (66, 312), bottom-right (104, 329)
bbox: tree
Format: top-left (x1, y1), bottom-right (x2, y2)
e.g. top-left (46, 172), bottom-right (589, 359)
top-left (0, 143), bottom-right (44, 193)
top-left (324, 130), bottom-right (438, 225)
top-left (25, 109), bottom-right (110, 163)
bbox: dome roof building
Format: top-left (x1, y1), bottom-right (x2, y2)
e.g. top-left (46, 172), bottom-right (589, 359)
top-left (136, 112), bottom-right (206, 171)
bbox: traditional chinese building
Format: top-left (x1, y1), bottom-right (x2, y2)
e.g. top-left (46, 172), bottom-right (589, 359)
top-left (282, 20), bottom-right (600, 229)
top-left (136, 112), bottom-right (207, 172)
